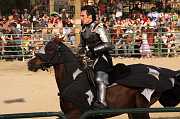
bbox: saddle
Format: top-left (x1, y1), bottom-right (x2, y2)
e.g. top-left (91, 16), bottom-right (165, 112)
top-left (85, 63), bottom-right (131, 87)
top-left (109, 63), bottom-right (131, 84)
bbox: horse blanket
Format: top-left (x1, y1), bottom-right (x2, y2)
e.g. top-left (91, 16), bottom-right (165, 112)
top-left (61, 63), bottom-right (176, 112)
top-left (111, 63), bottom-right (176, 93)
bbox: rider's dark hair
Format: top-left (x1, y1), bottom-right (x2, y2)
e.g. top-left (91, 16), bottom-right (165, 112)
top-left (81, 5), bottom-right (96, 22)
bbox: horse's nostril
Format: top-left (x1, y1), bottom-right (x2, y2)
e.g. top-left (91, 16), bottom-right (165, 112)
top-left (27, 66), bottom-right (33, 71)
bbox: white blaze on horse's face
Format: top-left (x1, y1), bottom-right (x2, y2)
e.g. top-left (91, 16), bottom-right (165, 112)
top-left (36, 46), bottom-right (46, 54)
top-left (31, 55), bottom-right (36, 59)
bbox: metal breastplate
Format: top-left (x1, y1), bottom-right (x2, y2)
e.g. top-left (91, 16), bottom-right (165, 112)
top-left (81, 23), bottom-right (102, 49)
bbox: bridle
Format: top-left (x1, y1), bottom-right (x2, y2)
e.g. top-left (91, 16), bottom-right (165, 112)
top-left (39, 62), bottom-right (51, 71)
top-left (35, 42), bottom-right (62, 71)
top-left (35, 41), bottom-right (93, 72)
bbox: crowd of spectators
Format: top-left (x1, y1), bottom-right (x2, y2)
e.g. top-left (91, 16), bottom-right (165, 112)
top-left (97, 0), bottom-right (180, 58)
top-left (0, 8), bottom-right (75, 59)
top-left (0, 1), bottom-right (180, 60)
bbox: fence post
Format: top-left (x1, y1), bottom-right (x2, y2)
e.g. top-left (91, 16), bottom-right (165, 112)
top-left (74, 0), bottom-right (81, 46)
top-left (21, 27), bottom-right (25, 61)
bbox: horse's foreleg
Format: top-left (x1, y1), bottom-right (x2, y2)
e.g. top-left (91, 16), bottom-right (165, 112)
top-left (65, 110), bottom-right (81, 119)
top-left (128, 92), bottom-right (150, 119)
top-left (60, 99), bottom-right (81, 119)
top-left (128, 113), bottom-right (150, 119)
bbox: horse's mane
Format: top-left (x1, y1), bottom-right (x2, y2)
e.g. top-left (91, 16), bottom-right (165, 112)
top-left (58, 42), bottom-right (82, 66)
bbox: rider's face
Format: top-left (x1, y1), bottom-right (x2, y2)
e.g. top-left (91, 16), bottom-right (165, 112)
top-left (80, 10), bottom-right (92, 25)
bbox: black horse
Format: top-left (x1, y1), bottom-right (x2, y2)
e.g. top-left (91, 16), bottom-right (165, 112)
top-left (28, 40), bottom-right (180, 119)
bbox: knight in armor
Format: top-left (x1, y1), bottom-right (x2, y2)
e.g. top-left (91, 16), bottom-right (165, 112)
top-left (79, 5), bottom-right (114, 108)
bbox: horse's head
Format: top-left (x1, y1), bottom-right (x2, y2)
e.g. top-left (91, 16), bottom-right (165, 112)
top-left (27, 53), bottom-right (50, 72)
top-left (27, 40), bottom-right (63, 72)
top-left (28, 39), bottom-right (81, 73)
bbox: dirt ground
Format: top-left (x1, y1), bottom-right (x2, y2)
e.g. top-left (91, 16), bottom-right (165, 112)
top-left (0, 57), bottom-right (180, 119)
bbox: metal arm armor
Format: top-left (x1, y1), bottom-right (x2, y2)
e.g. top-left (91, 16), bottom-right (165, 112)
top-left (94, 23), bottom-right (111, 43)
top-left (93, 23), bottom-right (113, 53)
top-left (94, 42), bottom-right (114, 53)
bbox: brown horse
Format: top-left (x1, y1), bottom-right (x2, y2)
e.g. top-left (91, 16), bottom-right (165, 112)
top-left (27, 40), bottom-right (180, 119)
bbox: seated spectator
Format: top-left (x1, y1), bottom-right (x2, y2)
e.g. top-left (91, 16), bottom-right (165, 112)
top-left (59, 9), bottom-right (69, 27)
top-left (134, 30), bottom-right (142, 58)
top-left (123, 28), bottom-right (134, 57)
top-left (113, 26), bottom-right (124, 55)
top-left (166, 33), bottom-right (177, 57)
top-left (112, 25), bottom-right (124, 44)
top-left (147, 7), bottom-right (160, 22)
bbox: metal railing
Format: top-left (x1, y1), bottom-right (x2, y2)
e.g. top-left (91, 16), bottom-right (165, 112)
top-left (1, 107), bottom-right (180, 118)
top-left (80, 107), bottom-right (180, 119)
top-left (0, 111), bottom-right (66, 119)
top-left (1, 30), bottom-right (180, 60)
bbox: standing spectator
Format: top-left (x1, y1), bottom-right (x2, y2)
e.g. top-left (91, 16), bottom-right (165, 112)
top-left (98, 0), bottom-right (107, 19)
top-left (21, 9), bottom-right (30, 20)
top-left (60, 9), bottom-right (69, 27)
top-left (132, 2), bottom-right (143, 19)
top-left (8, 22), bottom-right (21, 44)
top-left (134, 30), bottom-right (142, 58)
top-left (140, 28), bottom-right (152, 58)
top-left (11, 9), bottom-right (20, 21)
top-left (4, 22), bottom-right (22, 59)
top-left (115, 0), bottom-right (123, 19)
top-left (50, 15), bottom-right (63, 35)
top-left (40, 13), bottom-right (49, 27)
top-left (146, 17), bottom-right (156, 46)
top-left (112, 25), bottom-right (124, 44)
top-left (0, 23), bottom-right (6, 56)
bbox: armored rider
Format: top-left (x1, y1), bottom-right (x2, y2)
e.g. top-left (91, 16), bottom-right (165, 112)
top-left (79, 5), bottom-right (114, 108)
